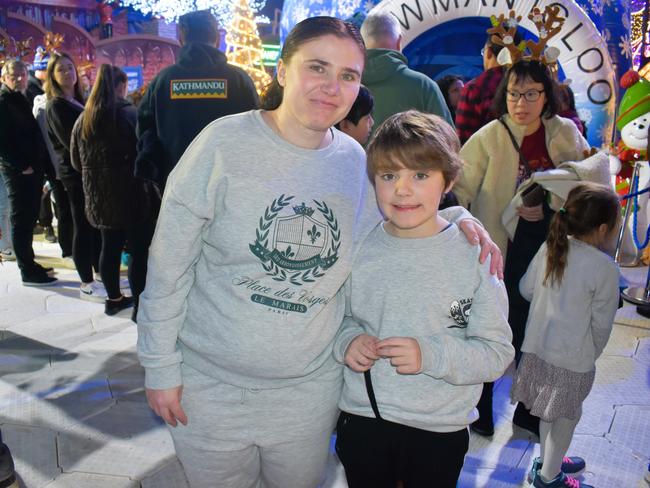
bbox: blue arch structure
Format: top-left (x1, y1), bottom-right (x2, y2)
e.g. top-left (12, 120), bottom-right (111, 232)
top-left (404, 17), bottom-right (566, 82)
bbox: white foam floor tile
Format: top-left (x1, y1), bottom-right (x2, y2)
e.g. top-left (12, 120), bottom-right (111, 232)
top-left (0, 294), bottom-right (47, 328)
top-left (465, 422), bottom-right (534, 470)
top-left (90, 313), bottom-right (137, 333)
top-left (565, 434), bottom-right (647, 487)
top-left (603, 323), bottom-right (649, 357)
top-left (57, 402), bottom-right (175, 479)
top-left (42, 472), bottom-right (140, 488)
top-left (1, 423), bottom-right (60, 488)
top-left (0, 372), bottom-right (115, 430)
top-left (6, 313), bottom-right (94, 349)
top-left (589, 356), bottom-right (650, 405)
top-left (616, 305), bottom-right (650, 329)
top-left (106, 363), bottom-right (146, 403)
top-left (44, 293), bottom-right (103, 314)
top-left (457, 467), bottom-right (526, 488)
top-left (607, 405), bottom-right (650, 458)
top-left (141, 458), bottom-right (191, 488)
top-left (574, 397), bottom-right (615, 436)
top-left (635, 337), bottom-right (650, 363)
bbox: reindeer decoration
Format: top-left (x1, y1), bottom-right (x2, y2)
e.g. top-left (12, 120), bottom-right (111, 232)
top-left (0, 36), bottom-right (33, 68)
top-left (44, 31), bottom-right (65, 55)
top-left (488, 5), bottom-right (565, 69)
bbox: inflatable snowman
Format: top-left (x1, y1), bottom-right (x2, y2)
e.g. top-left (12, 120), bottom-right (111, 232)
top-left (610, 71), bottom-right (650, 263)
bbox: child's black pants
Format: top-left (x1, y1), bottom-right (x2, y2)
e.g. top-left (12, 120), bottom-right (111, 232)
top-left (335, 411), bottom-right (469, 488)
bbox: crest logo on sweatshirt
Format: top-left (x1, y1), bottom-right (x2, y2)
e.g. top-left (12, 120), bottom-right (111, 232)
top-left (448, 298), bottom-right (472, 328)
top-left (249, 195), bottom-right (340, 286)
top-left (170, 78), bottom-right (227, 99)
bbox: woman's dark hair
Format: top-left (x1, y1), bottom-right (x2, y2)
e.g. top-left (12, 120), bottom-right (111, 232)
top-left (335, 85), bottom-right (373, 128)
top-left (81, 64), bottom-right (127, 140)
top-left (544, 182), bottom-right (620, 286)
top-left (492, 60), bottom-right (558, 119)
top-left (435, 74), bottom-right (463, 118)
top-left (260, 16), bottom-right (365, 110)
top-left (44, 52), bottom-right (85, 104)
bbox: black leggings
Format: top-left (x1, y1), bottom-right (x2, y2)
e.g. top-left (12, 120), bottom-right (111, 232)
top-left (336, 412), bottom-right (469, 488)
top-left (99, 219), bottom-right (155, 300)
top-left (61, 176), bottom-right (100, 283)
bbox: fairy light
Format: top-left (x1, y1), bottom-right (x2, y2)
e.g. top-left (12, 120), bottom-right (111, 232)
top-left (225, 0), bottom-right (271, 94)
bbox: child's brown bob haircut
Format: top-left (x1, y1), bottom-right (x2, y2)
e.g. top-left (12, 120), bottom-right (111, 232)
top-left (366, 110), bottom-right (463, 187)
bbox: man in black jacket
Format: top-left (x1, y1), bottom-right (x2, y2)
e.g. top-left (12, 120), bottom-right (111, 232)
top-left (135, 10), bottom-right (259, 192)
top-left (0, 60), bottom-right (57, 285)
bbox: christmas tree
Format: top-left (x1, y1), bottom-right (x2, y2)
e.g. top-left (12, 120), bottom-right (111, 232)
top-left (225, 0), bottom-right (272, 94)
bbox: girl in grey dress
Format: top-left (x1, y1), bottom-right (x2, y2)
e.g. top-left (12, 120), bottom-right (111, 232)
top-left (512, 182), bottom-right (621, 488)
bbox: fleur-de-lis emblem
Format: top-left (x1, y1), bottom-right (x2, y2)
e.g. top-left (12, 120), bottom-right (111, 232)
top-left (307, 224), bottom-right (321, 244)
top-left (281, 246), bottom-right (295, 258)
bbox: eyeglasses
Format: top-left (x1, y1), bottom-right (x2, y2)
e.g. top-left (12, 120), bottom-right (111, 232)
top-left (4, 73), bottom-right (25, 82)
top-left (507, 89), bottom-right (545, 102)
top-left (480, 48), bottom-right (485, 56)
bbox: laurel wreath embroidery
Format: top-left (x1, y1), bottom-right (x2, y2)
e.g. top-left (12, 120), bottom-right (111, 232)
top-left (253, 195), bottom-right (340, 286)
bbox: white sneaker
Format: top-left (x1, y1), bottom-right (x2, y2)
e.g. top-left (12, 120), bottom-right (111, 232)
top-left (1, 248), bottom-right (16, 261)
top-left (80, 281), bottom-right (107, 303)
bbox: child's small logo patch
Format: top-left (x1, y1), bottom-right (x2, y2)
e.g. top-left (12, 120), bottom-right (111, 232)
top-left (170, 79), bottom-right (228, 99)
top-left (448, 298), bottom-right (472, 328)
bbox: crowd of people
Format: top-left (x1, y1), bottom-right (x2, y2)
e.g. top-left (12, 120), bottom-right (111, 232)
top-left (0, 7), bottom-right (628, 488)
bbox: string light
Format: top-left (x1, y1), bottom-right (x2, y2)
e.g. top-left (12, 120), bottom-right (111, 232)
top-left (225, 0), bottom-right (272, 94)
top-left (120, 0), bottom-right (266, 26)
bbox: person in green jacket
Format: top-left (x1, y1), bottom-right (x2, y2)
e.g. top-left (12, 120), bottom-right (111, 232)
top-left (360, 13), bottom-right (454, 138)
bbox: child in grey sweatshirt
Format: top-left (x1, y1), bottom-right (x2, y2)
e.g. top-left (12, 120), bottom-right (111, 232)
top-left (334, 111), bottom-right (514, 488)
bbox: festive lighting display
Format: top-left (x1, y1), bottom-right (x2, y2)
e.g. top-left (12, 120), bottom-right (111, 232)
top-left (120, 0), bottom-right (266, 26)
top-left (225, 0), bottom-right (272, 94)
top-left (630, 0), bottom-right (649, 75)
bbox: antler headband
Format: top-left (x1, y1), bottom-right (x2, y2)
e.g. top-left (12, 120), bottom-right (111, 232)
top-left (487, 5), bottom-right (565, 68)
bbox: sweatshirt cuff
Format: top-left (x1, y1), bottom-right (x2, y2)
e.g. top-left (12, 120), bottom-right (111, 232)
top-left (333, 330), bottom-right (363, 364)
top-left (144, 363), bottom-right (183, 390)
top-left (416, 336), bottom-right (446, 378)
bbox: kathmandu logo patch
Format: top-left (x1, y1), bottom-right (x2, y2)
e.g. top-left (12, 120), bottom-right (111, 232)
top-left (249, 195), bottom-right (340, 286)
top-left (448, 298), bottom-right (472, 328)
top-left (170, 79), bottom-right (227, 99)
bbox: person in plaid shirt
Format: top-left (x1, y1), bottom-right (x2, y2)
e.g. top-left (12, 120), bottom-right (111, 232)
top-left (455, 27), bottom-right (522, 145)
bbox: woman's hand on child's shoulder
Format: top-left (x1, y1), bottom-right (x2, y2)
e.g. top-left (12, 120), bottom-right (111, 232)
top-left (377, 337), bottom-right (422, 375)
top-left (458, 220), bottom-right (504, 279)
top-left (345, 334), bottom-right (380, 372)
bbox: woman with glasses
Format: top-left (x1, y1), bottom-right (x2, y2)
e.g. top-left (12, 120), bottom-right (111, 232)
top-left (454, 60), bottom-right (590, 438)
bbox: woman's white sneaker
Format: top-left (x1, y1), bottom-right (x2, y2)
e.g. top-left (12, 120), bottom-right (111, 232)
top-left (79, 281), bottom-right (107, 303)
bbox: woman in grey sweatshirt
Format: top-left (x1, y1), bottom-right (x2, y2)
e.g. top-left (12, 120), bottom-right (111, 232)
top-left (137, 16), bottom-right (500, 488)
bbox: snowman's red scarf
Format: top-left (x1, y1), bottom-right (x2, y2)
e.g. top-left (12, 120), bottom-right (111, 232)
top-left (612, 140), bottom-right (648, 179)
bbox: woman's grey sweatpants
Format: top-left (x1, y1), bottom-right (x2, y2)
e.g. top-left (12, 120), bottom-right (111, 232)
top-left (170, 363), bottom-right (343, 488)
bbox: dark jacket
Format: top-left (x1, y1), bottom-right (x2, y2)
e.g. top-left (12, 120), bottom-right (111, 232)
top-left (0, 85), bottom-right (48, 174)
top-left (46, 96), bottom-right (84, 181)
top-left (71, 99), bottom-right (152, 229)
top-left (26, 75), bottom-right (44, 106)
top-left (135, 42), bottom-right (259, 190)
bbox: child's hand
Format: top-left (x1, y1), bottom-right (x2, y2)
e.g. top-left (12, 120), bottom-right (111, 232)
top-left (377, 337), bottom-right (422, 374)
top-left (345, 334), bottom-right (379, 372)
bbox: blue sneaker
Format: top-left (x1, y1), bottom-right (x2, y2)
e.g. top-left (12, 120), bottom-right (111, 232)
top-left (528, 457), bottom-right (586, 484)
top-left (531, 469), bottom-right (593, 488)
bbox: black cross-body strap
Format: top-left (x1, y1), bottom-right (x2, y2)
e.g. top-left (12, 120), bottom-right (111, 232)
top-left (498, 117), bottom-right (532, 173)
top-left (364, 370), bottom-right (383, 421)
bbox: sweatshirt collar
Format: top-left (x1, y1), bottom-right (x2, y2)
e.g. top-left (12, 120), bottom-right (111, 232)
top-left (374, 221), bottom-right (458, 250)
